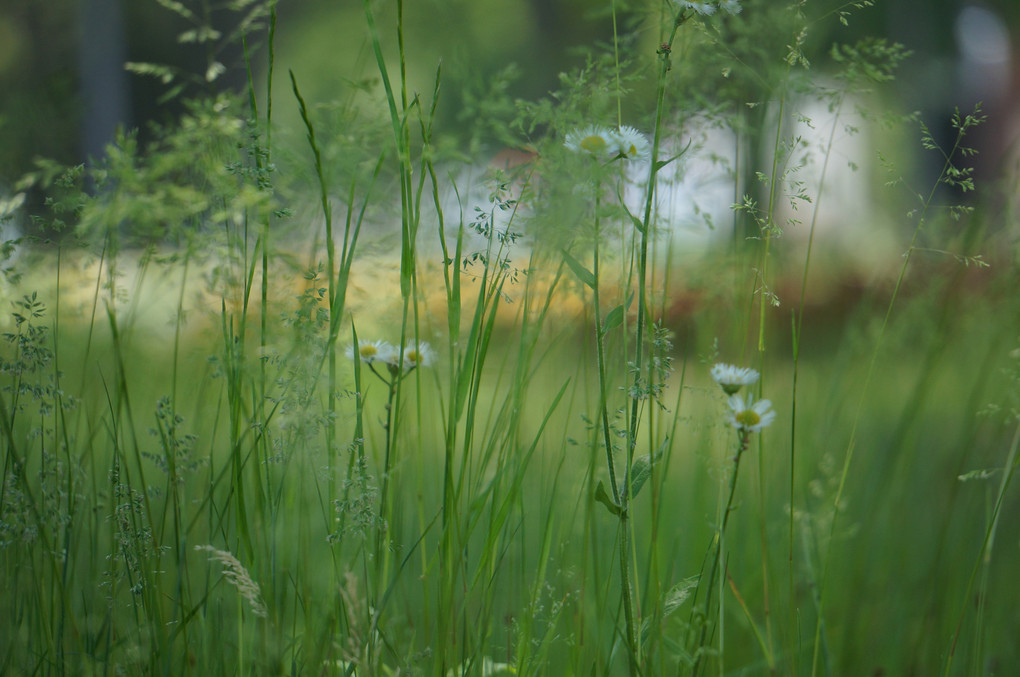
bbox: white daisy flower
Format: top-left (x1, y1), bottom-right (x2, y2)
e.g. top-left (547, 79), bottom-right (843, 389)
top-left (346, 339), bottom-right (397, 365)
top-left (564, 125), bottom-right (616, 160)
top-left (612, 126), bottom-right (651, 161)
top-left (398, 341), bottom-right (436, 370)
top-left (711, 363), bottom-right (760, 395)
top-left (726, 394), bottom-right (776, 434)
top-left (677, 1), bottom-right (717, 16)
top-left (719, 0), bottom-right (742, 14)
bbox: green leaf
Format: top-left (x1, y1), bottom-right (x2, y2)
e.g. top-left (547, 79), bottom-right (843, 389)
top-left (628, 211), bottom-right (646, 235)
top-left (561, 249), bottom-right (595, 289)
top-left (156, 0), bottom-right (195, 20)
top-left (124, 62), bottom-right (176, 85)
top-left (594, 481), bottom-right (622, 516)
top-left (662, 575), bottom-right (700, 617)
top-left (601, 292), bottom-right (633, 336)
top-left (640, 574), bottom-right (700, 645)
top-left (652, 138), bottom-right (693, 174)
top-left (602, 304), bottom-right (625, 335)
top-left (614, 190), bottom-right (645, 234)
top-left (629, 438), bottom-right (666, 499)
top-left (205, 61), bottom-right (226, 83)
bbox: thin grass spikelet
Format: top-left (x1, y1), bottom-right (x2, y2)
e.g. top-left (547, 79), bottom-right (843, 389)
top-left (195, 545), bottom-right (268, 618)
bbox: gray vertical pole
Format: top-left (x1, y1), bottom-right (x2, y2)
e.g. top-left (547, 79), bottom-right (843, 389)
top-left (78, 0), bottom-right (132, 162)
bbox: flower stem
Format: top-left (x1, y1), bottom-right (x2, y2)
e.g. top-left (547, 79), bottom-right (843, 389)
top-left (693, 430), bottom-right (750, 677)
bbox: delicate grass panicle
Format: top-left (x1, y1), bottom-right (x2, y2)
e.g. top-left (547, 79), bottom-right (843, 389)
top-left (0, 0), bottom-right (1015, 675)
top-left (194, 545), bottom-right (268, 619)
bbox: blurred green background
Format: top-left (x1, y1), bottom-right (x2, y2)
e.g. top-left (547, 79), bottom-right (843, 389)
top-left (2, 0), bottom-right (1019, 214)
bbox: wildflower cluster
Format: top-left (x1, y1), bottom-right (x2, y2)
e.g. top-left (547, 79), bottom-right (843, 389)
top-left (711, 363), bottom-right (775, 435)
top-left (346, 339), bottom-right (435, 382)
top-left (564, 125), bottom-right (651, 162)
top-left (699, 358), bottom-right (771, 664)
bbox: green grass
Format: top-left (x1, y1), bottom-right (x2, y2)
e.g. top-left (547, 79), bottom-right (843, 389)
top-left (2, 1), bottom-right (1019, 675)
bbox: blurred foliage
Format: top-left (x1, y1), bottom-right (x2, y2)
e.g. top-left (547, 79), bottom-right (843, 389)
top-left (1, 0), bottom-right (1018, 244)
top-left (0, 0), bottom-right (80, 185)
top-left (14, 94), bottom-right (275, 255)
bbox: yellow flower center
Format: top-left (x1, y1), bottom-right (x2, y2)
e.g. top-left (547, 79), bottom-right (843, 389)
top-left (736, 410), bottom-right (760, 427)
top-left (359, 345), bottom-right (378, 358)
top-left (406, 350), bottom-right (422, 363)
top-left (580, 135), bottom-right (607, 153)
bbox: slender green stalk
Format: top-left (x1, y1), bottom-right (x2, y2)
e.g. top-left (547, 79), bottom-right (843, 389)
top-left (811, 106), bottom-right (987, 677)
top-left (692, 430), bottom-right (750, 677)
top-left (617, 10), bottom-right (690, 673)
top-left (789, 93), bottom-right (844, 674)
top-left (756, 77), bottom-right (787, 355)
top-left (751, 76), bottom-right (791, 672)
top-left (360, 5), bottom-right (422, 632)
top-left (944, 420), bottom-right (1020, 676)
top-left (588, 190), bottom-right (636, 673)
top-left (289, 71), bottom-right (337, 498)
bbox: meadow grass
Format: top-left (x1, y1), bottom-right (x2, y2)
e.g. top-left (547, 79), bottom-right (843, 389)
top-left (2, 1), bottom-right (1019, 675)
